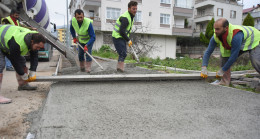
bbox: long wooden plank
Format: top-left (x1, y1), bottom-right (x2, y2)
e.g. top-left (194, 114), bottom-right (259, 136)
top-left (35, 73), bottom-right (218, 82)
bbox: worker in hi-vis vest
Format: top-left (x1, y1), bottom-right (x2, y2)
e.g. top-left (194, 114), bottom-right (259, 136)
top-left (70, 9), bottom-right (96, 73)
top-left (201, 18), bottom-right (260, 86)
top-left (112, 1), bottom-right (138, 72)
top-left (0, 25), bottom-right (46, 104)
top-left (1, 9), bottom-right (36, 72)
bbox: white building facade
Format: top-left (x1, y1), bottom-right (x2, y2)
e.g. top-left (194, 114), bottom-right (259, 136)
top-left (193, 0), bottom-right (243, 36)
top-left (69, 0), bottom-right (193, 59)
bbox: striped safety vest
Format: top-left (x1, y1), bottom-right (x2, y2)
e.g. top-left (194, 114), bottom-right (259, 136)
top-left (1, 16), bottom-right (20, 26)
top-left (71, 17), bottom-right (93, 44)
top-left (214, 23), bottom-right (260, 57)
top-left (112, 11), bottom-right (134, 39)
top-left (0, 25), bottom-right (38, 55)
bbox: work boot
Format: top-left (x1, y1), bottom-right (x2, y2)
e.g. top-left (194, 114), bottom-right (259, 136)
top-left (18, 84), bottom-right (37, 91)
top-left (117, 62), bottom-right (124, 72)
top-left (16, 73), bottom-right (37, 91)
top-left (86, 61), bottom-right (92, 73)
top-left (211, 69), bottom-right (231, 86)
top-left (0, 74), bottom-right (11, 104)
top-left (80, 61), bottom-right (85, 72)
top-left (6, 67), bottom-right (15, 71)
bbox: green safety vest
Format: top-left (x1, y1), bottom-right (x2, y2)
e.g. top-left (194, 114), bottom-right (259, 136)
top-left (214, 23), bottom-right (260, 57)
top-left (1, 16), bottom-right (20, 26)
top-left (112, 11), bottom-right (134, 39)
top-left (0, 25), bottom-right (38, 56)
top-left (72, 17), bottom-right (93, 44)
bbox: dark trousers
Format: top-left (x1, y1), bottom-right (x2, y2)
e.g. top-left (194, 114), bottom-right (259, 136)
top-left (113, 37), bottom-right (127, 62)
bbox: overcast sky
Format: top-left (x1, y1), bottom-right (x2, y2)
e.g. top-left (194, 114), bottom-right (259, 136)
top-left (45, 0), bottom-right (259, 26)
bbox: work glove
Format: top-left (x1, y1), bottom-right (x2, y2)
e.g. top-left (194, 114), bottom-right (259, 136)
top-left (200, 67), bottom-right (208, 78)
top-left (84, 45), bottom-right (88, 53)
top-left (20, 73), bottom-right (29, 81)
top-left (128, 40), bottom-right (132, 47)
top-left (27, 71), bottom-right (36, 82)
top-left (216, 68), bottom-right (224, 78)
top-left (73, 38), bottom-right (78, 43)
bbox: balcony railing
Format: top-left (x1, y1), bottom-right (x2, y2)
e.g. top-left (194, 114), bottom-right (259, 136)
top-left (251, 11), bottom-right (260, 18)
top-left (195, 12), bottom-right (214, 18)
top-left (83, 0), bottom-right (101, 7)
top-left (172, 27), bottom-right (193, 36)
top-left (88, 17), bottom-right (101, 30)
top-left (173, 6), bottom-right (193, 17)
top-left (195, 0), bottom-right (242, 6)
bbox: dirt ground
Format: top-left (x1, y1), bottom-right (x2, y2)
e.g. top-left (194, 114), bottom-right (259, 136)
top-left (0, 50), bottom-right (59, 139)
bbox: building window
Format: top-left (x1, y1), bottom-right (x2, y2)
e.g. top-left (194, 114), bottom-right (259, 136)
top-left (134, 11), bottom-right (142, 22)
top-left (175, 0), bottom-right (192, 9)
top-left (149, 12), bottom-right (152, 16)
top-left (230, 10), bottom-right (236, 19)
top-left (160, 13), bottom-right (170, 25)
top-left (161, 0), bottom-right (171, 4)
top-left (217, 8), bottom-right (223, 17)
top-left (106, 7), bottom-right (121, 20)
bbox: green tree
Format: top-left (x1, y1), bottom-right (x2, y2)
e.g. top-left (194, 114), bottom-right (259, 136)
top-left (200, 18), bottom-right (215, 46)
top-left (243, 13), bottom-right (255, 27)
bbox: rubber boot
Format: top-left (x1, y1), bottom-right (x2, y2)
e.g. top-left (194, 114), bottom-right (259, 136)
top-left (219, 68), bottom-right (231, 86)
top-left (117, 62), bottom-right (124, 72)
top-left (80, 61), bottom-right (85, 72)
top-left (16, 69), bottom-right (37, 91)
top-left (86, 61), bottom-right (92, 73)
top-left (0, 73), bottom-right (12, 104)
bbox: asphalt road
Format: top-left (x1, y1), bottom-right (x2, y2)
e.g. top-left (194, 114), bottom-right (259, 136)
top-left (30, 79), bottom-right (260, 139)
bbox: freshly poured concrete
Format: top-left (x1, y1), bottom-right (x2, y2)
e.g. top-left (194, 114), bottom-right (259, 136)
top-left (33, 80), bottom-right (260, 138)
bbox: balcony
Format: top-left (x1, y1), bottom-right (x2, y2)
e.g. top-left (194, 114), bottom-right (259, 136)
top-left (194, 12), bottom-right (214, 23)
top-left (251, 11), bottom-right (260, 18)
top-left (255, 23), bottom-right (260, 30)
top-left (195, 0), bottom-right (241, 5)
top-left (173, 6), bottom-right (193, 18)
top-left (88, 17), bottom-right (101, 30)
top-left (172, 27), bottom-right (193, 36)
top-left (83, 0), bottom-right (101, 7)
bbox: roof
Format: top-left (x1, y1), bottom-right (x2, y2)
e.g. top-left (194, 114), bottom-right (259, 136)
top-left (243, 4), bottom-right (260, 14)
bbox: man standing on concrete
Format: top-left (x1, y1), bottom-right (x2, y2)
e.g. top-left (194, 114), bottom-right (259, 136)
top-left (1, 9), bottom-right (36, 71)
top-left (201, 18), bottom-right (260, 86)
top-left (112, 1), bottom-right (138, 72)
top-left (70, 9), bottom-right (96, 73)
top-left (0, 25), bottom-right (46, 104)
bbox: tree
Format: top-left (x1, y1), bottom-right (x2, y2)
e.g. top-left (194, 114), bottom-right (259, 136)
top-left (200, 18), bottom-right (215, 46)
top-left (243, 13), bottom-right (255, 27)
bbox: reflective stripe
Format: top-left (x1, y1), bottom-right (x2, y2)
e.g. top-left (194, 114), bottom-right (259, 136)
top-left (240, 26), bottom-right (255, 50)
top-left (0, 25), bottom-right (11, 53)
top-left (79, 34), bottom-right (89, 37)
top-left (114, 27), bottom-right (119, 32)
top-left (81, 37), bottom-right (90, 40)
top-left (115, 23), bottom-right (120, 28)
top-left (247, 26), bottom-right (254, 50)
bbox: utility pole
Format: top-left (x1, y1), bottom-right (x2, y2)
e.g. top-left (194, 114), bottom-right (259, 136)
top-left (66, 0), bottom-right (70, 47)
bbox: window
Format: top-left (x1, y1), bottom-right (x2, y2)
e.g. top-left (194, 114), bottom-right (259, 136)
top-left (161, 0), bottom-right (171, 4)
top-left (134, 11), bottom-right (142, 22)
top-left (160, 13), bottom-right (170, 25)
top-left (217, 8), bottom-right (223, 17)
top-left (106, 7), bottom-right (121, 20)
top-left (175, 0), bottom-right (192, 8)
top-left (149, 12), bottom-right (152, 16)
top-left (230, 10), bottom-right (236, 19)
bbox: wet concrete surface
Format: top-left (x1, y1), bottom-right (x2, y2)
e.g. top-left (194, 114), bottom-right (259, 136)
top-left (27, 58), bottom-right (260, 138)
top-left (32, 80), bottom-right (260, 138)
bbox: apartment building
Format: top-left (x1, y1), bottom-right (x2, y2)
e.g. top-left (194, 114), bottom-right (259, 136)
top-left (193, 0), bottom-right (243, 36)
top-left (69, 0), bottom-right (193, 59)
top-left (243, 4), bottom-right (260, 30)
top-left (57, 28), bottom-right (66, 44)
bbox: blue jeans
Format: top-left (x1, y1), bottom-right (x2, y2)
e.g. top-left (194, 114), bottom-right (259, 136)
top-left (113, 37), bottom-right (127, 62)
top-left (5, 57), bottom-right (12, 68)
top-left (78, 43), bottom-right (93, 62)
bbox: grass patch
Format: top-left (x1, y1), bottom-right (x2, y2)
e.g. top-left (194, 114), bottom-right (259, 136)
top-left (93, 45), bottom-right (254, 72)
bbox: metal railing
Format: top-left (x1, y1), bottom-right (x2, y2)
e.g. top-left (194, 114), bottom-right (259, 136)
top-left (194, 12), bottom-right (214, 18)
top-left (195, 0), bottom-right (241, 5)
